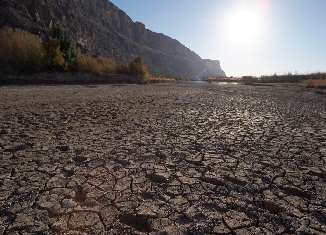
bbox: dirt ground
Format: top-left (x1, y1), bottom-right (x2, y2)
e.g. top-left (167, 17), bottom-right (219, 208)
top-left (0, 82), bottom-right (325, 234)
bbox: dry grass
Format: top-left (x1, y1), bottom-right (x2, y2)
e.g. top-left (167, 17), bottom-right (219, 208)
top-left (302, 79), bottom-right (326, 88)
top-left (149, 76), bottom-right (175, 83)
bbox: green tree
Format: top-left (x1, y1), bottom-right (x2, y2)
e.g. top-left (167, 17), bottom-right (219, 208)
top-left (43, 22), bottom-right (76, 71)
top-left (42, 38), bottom-right (68, 71)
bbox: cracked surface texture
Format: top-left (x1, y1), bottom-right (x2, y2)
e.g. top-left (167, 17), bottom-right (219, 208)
top-left (0, 83), bottom-right (325, 234)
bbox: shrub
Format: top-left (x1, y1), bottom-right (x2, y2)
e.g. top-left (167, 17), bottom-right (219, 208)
top-left (97, 55), bottom-right (116, 74)
top-left (116, 64), bottom-right (129, 75)
top-left (76, 51), bottom-right (101, 74)
top-left (259, 72), bottom-right (326, 83)
top-left (302, 79), bottom-right (326, 88)
top-left (241, 76), bottom-right (259, 83)
top-left (76, 51), bottom-right (117, 75)
top-left (0, 26), bottom-right (44, 72)
top-left (128, 57), bottom-right (150, 83)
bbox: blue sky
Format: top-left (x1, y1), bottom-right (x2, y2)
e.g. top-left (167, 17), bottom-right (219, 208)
top-left (109, 0), bottom-right (326, 77)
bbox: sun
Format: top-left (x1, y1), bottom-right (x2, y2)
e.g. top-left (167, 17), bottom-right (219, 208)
top-left (222, 3), bottom-right (266, 45)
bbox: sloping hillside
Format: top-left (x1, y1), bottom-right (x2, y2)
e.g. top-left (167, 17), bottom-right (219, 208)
top-left (0, 0), bottom-right (226, 77)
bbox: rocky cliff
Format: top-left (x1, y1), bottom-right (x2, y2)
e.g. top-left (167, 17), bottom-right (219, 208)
top-left (0, 0), bottom-right (226, 77)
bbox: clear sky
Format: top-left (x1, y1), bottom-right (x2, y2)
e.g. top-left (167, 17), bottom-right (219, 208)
top-left (109, 0), bottom-right (326, 77)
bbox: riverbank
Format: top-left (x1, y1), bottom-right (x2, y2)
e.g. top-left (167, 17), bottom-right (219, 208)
top-left (0, 72), bottom-right (176, 85)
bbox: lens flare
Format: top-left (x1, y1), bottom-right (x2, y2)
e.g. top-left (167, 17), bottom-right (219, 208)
top-left (252, 0), bottom-right (269, 13)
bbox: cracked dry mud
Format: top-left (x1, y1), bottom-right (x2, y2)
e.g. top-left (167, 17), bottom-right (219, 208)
top-left (0, 83), bottom-right (325, 234)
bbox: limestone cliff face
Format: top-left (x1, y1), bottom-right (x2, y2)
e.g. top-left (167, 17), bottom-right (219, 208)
top-left (0, 0), bottom-right (226, 77)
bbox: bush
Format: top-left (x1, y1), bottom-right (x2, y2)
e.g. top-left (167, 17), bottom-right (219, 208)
top-left (77, 51), bottom-right (101, 74)
top-left (302, 79), bottom-right (326, 88)
top-left (259, 72), bottom-right (326, 83)
top-left (241, 76), bottom-right (259, 83)
top-left (97, 55), bottom-right (116, 74)
top-left (116, 64), bottom-right (129, 75)
top-left (76, 51), bottom-right (117, 75)
top-left (128, 57), bottom-right (150, 83)
top-left (0, 26), bottom-right (44, 72)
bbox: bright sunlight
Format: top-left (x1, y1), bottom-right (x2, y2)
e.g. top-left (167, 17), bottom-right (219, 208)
top-left (222, 0), bottom-right (268, 46)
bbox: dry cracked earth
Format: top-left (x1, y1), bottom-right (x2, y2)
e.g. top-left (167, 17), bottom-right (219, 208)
top-left (0, 83), bottom-right (325, 235)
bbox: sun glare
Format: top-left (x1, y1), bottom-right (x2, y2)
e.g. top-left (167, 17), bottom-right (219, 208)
top-left (222, 1), bottom-right (268, 46)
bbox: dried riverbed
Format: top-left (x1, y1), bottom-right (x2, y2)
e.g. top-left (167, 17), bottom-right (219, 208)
top-left (0, 83), bottom-right (325, 234)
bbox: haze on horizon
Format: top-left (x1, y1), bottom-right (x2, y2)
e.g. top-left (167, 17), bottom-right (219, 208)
top-left (109, 0), bottom-right (326, 77)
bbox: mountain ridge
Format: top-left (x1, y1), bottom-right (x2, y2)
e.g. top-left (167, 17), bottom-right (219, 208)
top-left (0, 0), bottom-right (226, 78)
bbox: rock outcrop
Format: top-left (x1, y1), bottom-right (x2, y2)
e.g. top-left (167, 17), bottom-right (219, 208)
top-left (0, 0), bottom-right (226, 77)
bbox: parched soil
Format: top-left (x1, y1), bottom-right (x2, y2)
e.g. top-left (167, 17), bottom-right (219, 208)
top-left (0, 83), bottom-right (325, 234)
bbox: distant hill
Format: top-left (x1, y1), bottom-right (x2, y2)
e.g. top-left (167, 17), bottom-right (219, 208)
top-left (0, 0), bottom-right (226, 78)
